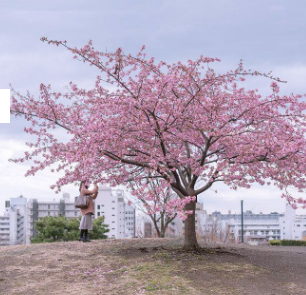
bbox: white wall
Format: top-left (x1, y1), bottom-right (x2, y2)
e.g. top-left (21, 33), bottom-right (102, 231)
top-left (95, 186), bottom-right (125, 239)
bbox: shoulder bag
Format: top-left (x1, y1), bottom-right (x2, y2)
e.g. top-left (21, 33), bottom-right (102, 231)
top-left (75, 194), bottom-right (90, 209)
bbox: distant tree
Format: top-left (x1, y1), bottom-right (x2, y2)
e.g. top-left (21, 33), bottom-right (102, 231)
top-left (63, 217), bottom-right (80, 241)
top-left (31, 216), bottom-right (108, 243)
top-left (128, 178), bottom-right (181, 238)
top-left (31, 216), bottom-right (74, 243)
top-left (91, 216), bottom-right (109, 240)
top-left (197, 217), bottom-right (231, 245)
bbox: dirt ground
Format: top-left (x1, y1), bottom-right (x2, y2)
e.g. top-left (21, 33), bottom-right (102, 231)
top-left (0, 238), bottom-right (306, 295)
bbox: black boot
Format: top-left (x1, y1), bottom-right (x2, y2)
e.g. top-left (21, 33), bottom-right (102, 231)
top-left (79, 230), bottom-right (85, 242)
top-left (84, 230), bottom-right (91, 242)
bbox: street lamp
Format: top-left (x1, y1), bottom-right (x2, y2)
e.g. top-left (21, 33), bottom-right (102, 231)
top-left (241, 200), bottom-right (244, 243)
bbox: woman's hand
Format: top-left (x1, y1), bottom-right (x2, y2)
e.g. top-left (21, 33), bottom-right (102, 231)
top-left (81, 183), bottom-right (98, 196)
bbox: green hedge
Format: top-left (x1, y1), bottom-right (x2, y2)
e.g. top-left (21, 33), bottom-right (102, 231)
top-left (269, 240), bottom-right (281, 246)
top-left (269, 239), bottom-right (306, 246)
top-left (280, 239), bottom-right (306, 246)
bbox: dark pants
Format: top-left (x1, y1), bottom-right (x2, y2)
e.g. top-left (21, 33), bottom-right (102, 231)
top-left (80, 229), bottom-right (88, 238)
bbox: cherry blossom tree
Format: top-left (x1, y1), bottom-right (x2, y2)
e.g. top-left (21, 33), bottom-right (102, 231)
top-left (11, 38), bottom-right (306, 249)
top-left (128, 178), bottom-right (187, 238)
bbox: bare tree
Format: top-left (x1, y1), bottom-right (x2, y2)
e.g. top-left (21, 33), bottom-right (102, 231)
top-left (128, 178), bottom-right (178, 238)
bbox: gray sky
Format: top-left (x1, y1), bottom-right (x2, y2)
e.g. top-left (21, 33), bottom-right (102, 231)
top-left (1, 0), bottom-right (306, 215)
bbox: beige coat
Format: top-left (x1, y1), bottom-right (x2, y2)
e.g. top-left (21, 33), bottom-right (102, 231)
top-left (80, 190), bottom-right (98, 216)
top-left (80, 186), bottom-right (98, 216)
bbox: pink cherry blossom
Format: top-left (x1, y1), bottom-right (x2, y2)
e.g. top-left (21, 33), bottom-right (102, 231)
top-left (10, 38), bottom-right (306, 249)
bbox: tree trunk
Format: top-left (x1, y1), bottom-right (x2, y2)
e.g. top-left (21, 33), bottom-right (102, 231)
top-left (160, 215), bottom-right (165, 238)
top-left (152, 217), bottom-right (161, 237)
top-left (151, 213), bottom-right (169, 238)
top-left (184, 201), bottom-right (199, 250)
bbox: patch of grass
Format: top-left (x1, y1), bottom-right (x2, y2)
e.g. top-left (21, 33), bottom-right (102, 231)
top-left (151, 251), bottom-right (173, 261)
top-left (119, 261), bottom-right (195, 294)
top-left (2, 239), bottom-right (306, 295)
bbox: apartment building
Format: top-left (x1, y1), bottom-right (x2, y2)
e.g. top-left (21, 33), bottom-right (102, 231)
top-left (198, 208), bottom-right (283, 244)
top-left (0, 196), bottom-right (28, 245)
top-left (94, 186), bottom-right (135, 239)
top-left (125, 203), bottom-right (136, 238)
top-left (0, 215), bottom-right (10, 246)
top-left (29, 198), bottom-right (80, 219)
top-left (198, 204), bottom-right (306, 244)
top-left (279, 205), bottom-right (306, 241)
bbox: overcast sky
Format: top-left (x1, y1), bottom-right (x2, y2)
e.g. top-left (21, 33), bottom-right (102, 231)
top-left (1, 0), bottom-right (306, 215)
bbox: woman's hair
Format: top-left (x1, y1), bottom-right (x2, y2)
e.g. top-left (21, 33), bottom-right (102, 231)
top-left (79, 180), bottom-right (88, 192)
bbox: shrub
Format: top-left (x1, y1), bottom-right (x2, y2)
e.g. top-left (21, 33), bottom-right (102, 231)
top-left (31, 216), bottom-right (109, 243)
top-left (280, 239), bottom-right (306, 246)
top-left (269, 240), bottom-right (281, 246)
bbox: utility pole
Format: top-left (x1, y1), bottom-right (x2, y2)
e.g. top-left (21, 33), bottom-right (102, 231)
top-left (241, 200), bottom-right (244, 243)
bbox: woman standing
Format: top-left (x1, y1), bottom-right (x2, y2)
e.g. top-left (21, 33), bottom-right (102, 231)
top-left (79, 181), bottom-right (98, 242)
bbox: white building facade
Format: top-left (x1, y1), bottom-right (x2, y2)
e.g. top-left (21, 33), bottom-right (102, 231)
top-left (279, 205), bottom-right (306, 241)
top-left (125, 203), bottom-right (136, 238)
top-left (94, 186), bottom-right (135, 239)
top-left (197, 204), bottom-right (306, 244)
top-left (0, 215), bottom-right (10, 245)
top-left (0, 196), bottom-right (28, 245)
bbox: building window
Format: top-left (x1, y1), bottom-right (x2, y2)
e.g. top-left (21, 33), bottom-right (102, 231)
top-left (97, 205), bottom-right (100, 209)
top-left (98, 212), bottom-right (100, 217)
